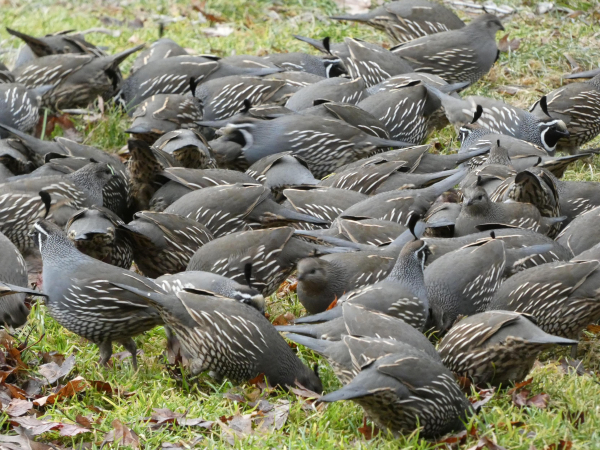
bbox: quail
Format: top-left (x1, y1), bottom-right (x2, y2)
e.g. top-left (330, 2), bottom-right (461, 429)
top-left (430, 87), bottom-right (570, 155)
top-left (165, 183), bottom-right (327, 237)
top-left (300, 217), bottom-right (409, 246)
top-left (149, 167), bottom-right (257, 211)
top-left (114, 284), bottom-right (323, 391)
top-left (14, 45), bottom-right (143, 109)
top-left (0, 62), bottom-right (14, 83)
top-left (296, 222), bottom-right (424, 311)
top-left (156, 270), bottom-right (264, 313)
top-left (186, 226), bottom-right (350, 297)
top-left (294, 239), bottom-right (430, 328)
top-left (127, 87), bottom-right (204, 143)
top-left (209, 115), bottom-right (410, 177)
top-left (246, 153), bottom-right (318, 200)
top-left (0, 83), bottom-right (51, 139)
top-left (439, 311), bottom-right (577, 386)
top-left (130, 37), bottom-right (188, 74)
top-left (330, 0), bottom-right (464, 44)
top-left (0, 231), bottom-right (31, 328)
top-left (488, 259), bottom-right (600, 343)
top-left (319, 160), bottom-right (408, 195)
top-left (119, 55), bottom-right (280, 110)
top-left (194, 76), bottom-right (285, 121)
top-left (390, 14), bottom-right (504, 85)
top-left (339, 168), bottom-right (466, 225)
top-left (318, 345), bottom-right (472, 439)
top-left (0, 139), bottom-right (34, 175)
top-left (556, 206), bottom-right (600, 257)
top-left (119, 211), bottom-right (213, 278)
top-left (264, 52), bottom-right (343, 78)
top-left (7, 28), bottom-right (102, 63)
top-left (529, 72), bottom-right (600, 154)
top-left (65, 206), bottom-right (133, 269)
top-left (554, 177), bottom-right (600, 225)
top-left (454, 182), bottom-right (561, 237)
top-left (426, 239), bottom-right (505, 332)
top-left (152, 129), bottom-right (216, 169)
top-left (282, 186), bottom-right (367, 228)
top-left (32, 220), bottom-right (164, 370)
top-left (285, 77), bottom-right (365, 112)
top-left (357, 81), bottom-right (443, 144)
top-left (0, 161), bottom-right (114, 250)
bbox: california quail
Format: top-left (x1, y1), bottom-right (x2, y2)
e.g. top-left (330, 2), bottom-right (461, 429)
top-left (246, 153), bottom-right (318, 200)
top-left (156, 271), bottom-right (264, 313)
top-left (296, 223), bottom-right (423, 311)
top-left (319, 160), bottom-right (407, 195)
top-left (430, 87), bottom-right (570, 155)
top-left (209, 115), bottom-right (410, 178)
top-left (194, 76), bottom-right (285, 121)
top-left (390, 14), bottom-right (503, 85)
top-left (113, 284), bottom-right (323, 391)
top-left (119, 55), bottom-right (280, 110)
top-left (556, 206), bottom-right (600, 256)
top-left (285, 77), bottom-right (365, 112)
top-left (488, 259), bottom-right (600, 342)
top-left (130, 38), bottom-right (188, 74)
top-left (529, 72), bottom-right (600, 154)
top-left (7, 28), bottom-right (102, 62)
top-left (0, 139), bottom-right (34, 175)
top-left (165, 183), bottom-right (327, 237)
top-left (300, 217), bottom-right (409, 246)
top-left (426, 239), bottom-right (505, 332)
top-left (65, 206), bottom-right (133, 269)
top-left (439, 311), bottom-right (577, 386)
top-left (0, 62), bottom-right (14, 83)
top-left (151, 129), bottom-right (216, 169)
top-left (282, 186), bottom-right (367, 228)
top-left (119, 211), bottom-right (213, 278)
top-left (339, 168), bottom-right (466, 225)
top-left (294, 239), bottom-right (430, 328)
top-left (14, 45), bottom-right (143, 109)
top-left (330, 0), bottom-right (464, 44)
top-left (186, 227), bottom-right (350, 297)
top-left (127, 88), bottom-right (203, 143)
top-left (32, 220), bottom-right (163, 370)
top-left (264, 52), bottom-right (343, 78)
top-left (554, 177), bottom-right (600, 225)
top-left (318, 345), bottom-right (472, 439)
top-left (0, 84), bottom-right (51, 139)
top-left (454, 182), bottom-right (560, 237)
top-left (149, 167), bottom-right (257, 211)
top-left (0, 161), bottom-right (114, 250)
top-left (0, 231), bottom-right (31, 328)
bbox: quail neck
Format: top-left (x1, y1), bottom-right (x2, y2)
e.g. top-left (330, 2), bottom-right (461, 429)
top-left (385, 239), bottom-right (428, 298)
top-left (65, 163), bottom-right (113, 206)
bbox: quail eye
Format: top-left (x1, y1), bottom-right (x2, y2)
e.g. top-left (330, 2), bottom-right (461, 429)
top-left (477, 195), bottom-right (483, 200)
top-left (310, 269), bottom-right (316, 274)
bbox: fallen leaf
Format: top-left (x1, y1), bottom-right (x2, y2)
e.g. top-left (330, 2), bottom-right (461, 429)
top-left (147, 408), bottom-right (213, 430)
top-left (202, 24), bottom-right (234, 37)
top-left (57, 423), bottom-right (90, 437)
top-left (437, 429), bottom-right (467, 447)
top-left (75, 415), bottom-right (93, 429)
top-left (332, 0), bottom-right (371, 15)
top-left (545, 441), bottom-right (573, 450)
top-left (191, 1), bottom-right (227, 23)
top-left (558, 358), bottom-right (592, 376)
top-left (101, 419), bottom-right (140, 449)
top-left (288, 382), bottom-right (321, 400)
top-left (0, 426), bottom-right (54, 449)
top-left (255, 401), bottom-right (289, 433)
top-left (219, 413), bottom-right (253, 445)
top-left (563, 411), bottom-right (584, 429)
top-left (40, 351), bottom-right (65, 366)
top-left (535, 2), bottom-right (554, 14)
top-left (271, 313), bottom-right (294, 326)
top-left (33, 376), bottom-right (87, 406)
top-left (38, 354), bottom-right (75, 384)
top-left (471, 388), bottom-right (495, 411)
top-left (586, 324), bottom-right (600, 334)
top-left (358, 419), bottom-right (380, 440)
top-left (512, 389), bottom-right (549, 409)
top-left (498, 34), bottom-right (521, 53)
top-left (5, 398), bottom-right (33, 417)
top-left (90, 380), bottom-right (134, 397)
top-left (10, 416), bottom-right (59, 436)
top-left (508, 378), bottom-right (532, 395)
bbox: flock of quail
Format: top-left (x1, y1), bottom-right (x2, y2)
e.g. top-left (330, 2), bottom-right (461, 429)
top-left (1, 0), bottom-right (600, 440)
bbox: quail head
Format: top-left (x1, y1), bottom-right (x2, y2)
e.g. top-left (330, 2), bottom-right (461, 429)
top-left (151, 129), bottom-right (216, 169)
top-left (439, 311), bottom-right (577, 386)
top-left (31, 220), bottom-right (164, 370)
top-left (130, 37), bottom-right (188, 74)
top-left (113, 285), bottom-right (323, 392)
top-left (391, 14), bottom-right (504, 85)
top-left (285, 76), bottom-right (365, 112)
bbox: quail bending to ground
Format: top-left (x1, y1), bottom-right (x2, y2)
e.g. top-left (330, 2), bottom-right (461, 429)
top-left (32, 220), bottom-right (163, 370)
top-left (0, 83), bottom-right (50, 139)
top-left (426, 239), bottom-right (505, 332)
top-left (439, 311), bottom-right (577, 386)
top-left (318, 342), bottom-right (472, 439)
top-left (113, 285), bottom-right (323, 392)
top-left (530, 71), bottom-right (600, 154)
top-left (330, 0), bottom-right (464, 44)
top-left (294, 239), bottom-right (429, 328)
top-left (556, 206), bottom-right (600, 256)
top-left (0, 231), bottom-right (31, 328)
top-left (390, 14), bottom-right (504, 85)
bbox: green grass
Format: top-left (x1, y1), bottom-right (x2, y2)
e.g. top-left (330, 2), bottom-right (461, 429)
top-left (2, 0), bottom-right (600, 448)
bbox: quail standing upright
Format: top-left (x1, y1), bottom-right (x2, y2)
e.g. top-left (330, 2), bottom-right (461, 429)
top-left (391, 14), bottom-right (504, 85)
top-left (32, 220), bottom-right (163, 370)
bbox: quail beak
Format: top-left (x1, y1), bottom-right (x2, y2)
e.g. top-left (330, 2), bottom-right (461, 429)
top-left (251, 294), bottom-right (266, 315)
top-left (465, 198), bottom-right (474, 207)
top-left (297, 273), bottom-right (306, 281)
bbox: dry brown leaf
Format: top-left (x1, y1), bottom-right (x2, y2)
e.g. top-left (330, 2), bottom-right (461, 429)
top-left (5, 398), bottom-right (33, 417)
top-left (358, 419), bottom-right (380, 440)
top-left (202, 24), bottom-right (234, 37)
top-left (90, 380), bottom-right (134, 397)
top-left (75, 415), bottom-right (93, 429)
top-left (33, 376), bottom-right (87, 406)
top-left (219, 413), bottom-right (253, 445)
top-left (498, 34), bottom-right (521, 53)
top-left (288, 382), bottom-right (321, 400)
top-left (558, 358), bottom-right (592, 376)
top-left (271, 313), bottom-right (294, 326)
top-left (470, 387), bottom-right (495, 411)
top-left (512, 389), bottom-right (549, 409)
top-left (0, 427), bottom-right (55, 450)
top-left (38, 355), bottom-right (75, 385)
top-left (332, 0), bottom-right (371, 15)
top-left (10, 416), bottom-right (58, 436)
top-left (545, 441), bottom-right (573, 450)
top-left (507, 378), bottom-right (532, 394)
top-left (101, 419), bottom-right (140, 449)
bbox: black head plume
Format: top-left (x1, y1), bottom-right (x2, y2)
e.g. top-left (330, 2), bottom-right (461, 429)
top-left (407, 213), bottom-right (420, 239)
top-left (244, 263), bottom-right (253, 288)
top-left (534, 157), bottom-right (542, 167)
top-left (476, 175), bottom-right (483, 186)
top-left (313, 363), bottom-right (320, 378)
top-left (159, 22), bottom-right (165, 38)
top-left (189, 77), bottom-right (197, 97)
top-left (539, 96), bottom-right (550, 117)
top-left (496, 139), bottom-right (501, 147)
top-left (39, 191), bottom-right (52, 218)
top-left (313, 99), bottom-right (331, 106)
top-left (323, 37), bottom-right (331, 54)
top-left (471, 105), bottom-right (483, 124)
top-left (241, 99), bottom-right (252, 113)
top-left (490, 231), bottom-right (496, 239)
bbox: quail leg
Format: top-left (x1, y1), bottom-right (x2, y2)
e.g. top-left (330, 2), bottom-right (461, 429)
top-left (98, 340), bottom-right (113, 367)
top-left (570, 343), bottom-right (578, 359)
top-left (120, 338), bottom-right (139, 371)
